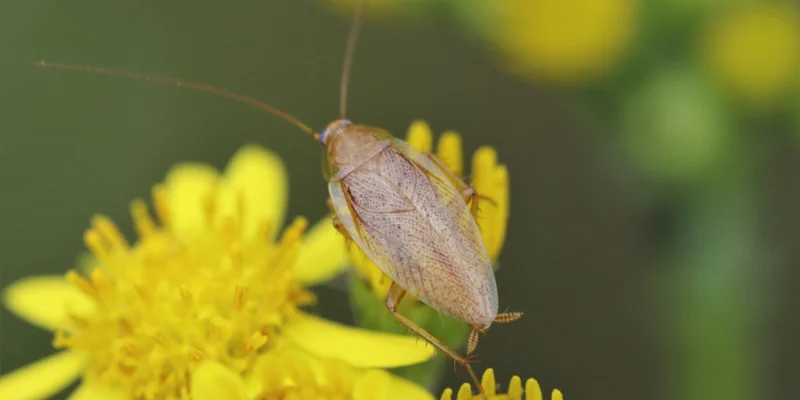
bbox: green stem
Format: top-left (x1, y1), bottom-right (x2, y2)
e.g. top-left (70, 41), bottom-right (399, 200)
top-left (660, 187), bottom-right (768, 400)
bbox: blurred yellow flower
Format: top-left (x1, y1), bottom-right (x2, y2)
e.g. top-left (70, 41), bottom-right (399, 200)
top-left (349, 120), bottom-right (509, 299)
top-left (0, 145), bottom-right (435, 400)
top-left (486, 0), bottom-right (638, 84)
top-left (440, 369), bottom-right (564, 400)
top-left (703, 2), bottom-right (800, 106)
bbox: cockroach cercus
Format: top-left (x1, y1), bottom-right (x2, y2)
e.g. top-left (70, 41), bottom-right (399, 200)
top-left (34, 1), bottom-right (522, 395)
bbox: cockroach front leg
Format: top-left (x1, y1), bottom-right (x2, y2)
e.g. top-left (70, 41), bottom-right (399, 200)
top-left (331, 216), bottom-right (350, 239)
top-left (327, 198), bottom-right (352, 241)
top-left (385, 282), bottom-right (485, 397)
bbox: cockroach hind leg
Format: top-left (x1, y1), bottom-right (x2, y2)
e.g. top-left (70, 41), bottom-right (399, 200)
top-left (385, 282), bottom-right (486, 396)
top-left (467, 328), bottom-right (480, 355)
top-left (494, 311), bottom-right (523, 324)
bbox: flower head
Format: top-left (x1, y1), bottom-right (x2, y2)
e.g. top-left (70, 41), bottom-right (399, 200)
top-left (440, 369), bottom-right (563, 400)
top-left (0, 145), bottom-right (435, 400)
top-left (702, 2), bottom-right (800, 106)
top-left (484, 0), bottom-right (638, 84)
top-left (349, 120), bottom-right (509, 300)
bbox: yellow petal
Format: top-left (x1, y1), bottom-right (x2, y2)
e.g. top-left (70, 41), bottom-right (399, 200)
top-left (526, 378), bottom-right (542, 400)
top-left (353, 369), bottom-right (389, 400)
top-left (0, 351), bottom-right (85, 400)
top-left (163, 163), bottom-right (220, 239)
top-left (507, 376), bottom-right (523, 400)
top-left (356, 368), bottom-right (433, 400)
top-left (218, 145), bottom-right (287, 240)
top-left (242, 367), bottom-right (263, 400)
top-left (488, 164), bottom-right (509, 259)
top-left (436, 131), bottom-right (463, 178)
top-left (471, 147), bottom-right (510, 259)
top-left (191, 361), bottom-right (247, 400)
top-left (456, 383), bottom-right (472, 400)
top-left (66, 383), bottom-right (126, 400)
top-left (440, 388), bottom-right (453, 400)
top-left (385, 371), bottom-right (435, 400)
top-left (294, 215), bottom-right (350, 285)
top-left (282, 313), bottom-right (435, 368)
top-left (471, 147), bottom-right (497, 202)
top-left (3, 276), bottom-right (95, 331)
top-left (481, 368), bottom-right (496, 397)
top-left (406, 120), bottom-right (433, 153)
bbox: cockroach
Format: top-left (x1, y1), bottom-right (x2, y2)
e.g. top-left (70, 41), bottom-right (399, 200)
top-left (34, 0), bottom-right (522, 395)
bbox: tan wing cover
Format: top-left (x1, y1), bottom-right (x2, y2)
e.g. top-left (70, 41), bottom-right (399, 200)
top-left (329, 143), bottom-right (498, 326)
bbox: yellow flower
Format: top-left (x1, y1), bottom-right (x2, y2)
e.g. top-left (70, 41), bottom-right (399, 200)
top-left (349, 120), bottom-right (510, 299)
top-left (440, 369), bottom-right (564, 400)
top-left (702, 2), bottom-right (800, 106)
top-left (0, 145), bottom-right (435, 400)
top-left (193, 347), bottom-right (432, 400)
top-left (485, 0), bottom-right (638, 84)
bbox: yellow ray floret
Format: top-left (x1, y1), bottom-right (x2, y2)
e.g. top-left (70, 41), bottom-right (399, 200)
top-left (486, 0), bottom-right (637, 84)
top-left (440, 368), bottom-right (564, 400)
top-left (702, 2), bottom-right (800, 106)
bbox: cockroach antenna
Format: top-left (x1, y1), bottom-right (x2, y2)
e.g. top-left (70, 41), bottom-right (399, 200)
top-left (339, 0), bottom-right (366, 119)
top-left (32, 61), bottom-right (321, 142)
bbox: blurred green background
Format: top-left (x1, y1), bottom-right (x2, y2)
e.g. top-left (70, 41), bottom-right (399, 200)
top-left (1, 0), bottom-right (798, 399)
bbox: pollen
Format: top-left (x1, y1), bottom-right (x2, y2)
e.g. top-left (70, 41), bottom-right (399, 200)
top-left (54, 187), bottom-right (315, 400)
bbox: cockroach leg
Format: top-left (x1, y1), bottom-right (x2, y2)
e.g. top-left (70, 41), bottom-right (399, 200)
top-left (328, 199), bottom-right (354, 241)
top-left (385, 282), bottom-right (486, 397)
top-left (460, 187), bottom-right (481, 219)
top-left (494, 311), bottom-right (523, 324)
top-left (427, 153), bottom-right (495, 219)
top-left (331, 215), bottom-right (352, 241)
top-left (467, 328), bottom-right (480, 355)
top-left (466, 314), bottom-right (522, 356)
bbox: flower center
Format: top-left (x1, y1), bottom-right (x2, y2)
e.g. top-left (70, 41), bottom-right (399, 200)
top-left (54, 185), bottom-right (314, 399)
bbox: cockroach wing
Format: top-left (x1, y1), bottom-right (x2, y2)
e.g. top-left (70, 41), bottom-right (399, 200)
top-left (329, 141), bottom-right (498, 327)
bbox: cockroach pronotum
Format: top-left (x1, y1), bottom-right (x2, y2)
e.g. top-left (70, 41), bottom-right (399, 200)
top-left (34, 1), bottom-right (522, 395)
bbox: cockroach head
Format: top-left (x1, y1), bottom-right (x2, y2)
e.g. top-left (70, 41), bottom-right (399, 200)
top-left (319, 119), bottom-right (353, 145)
